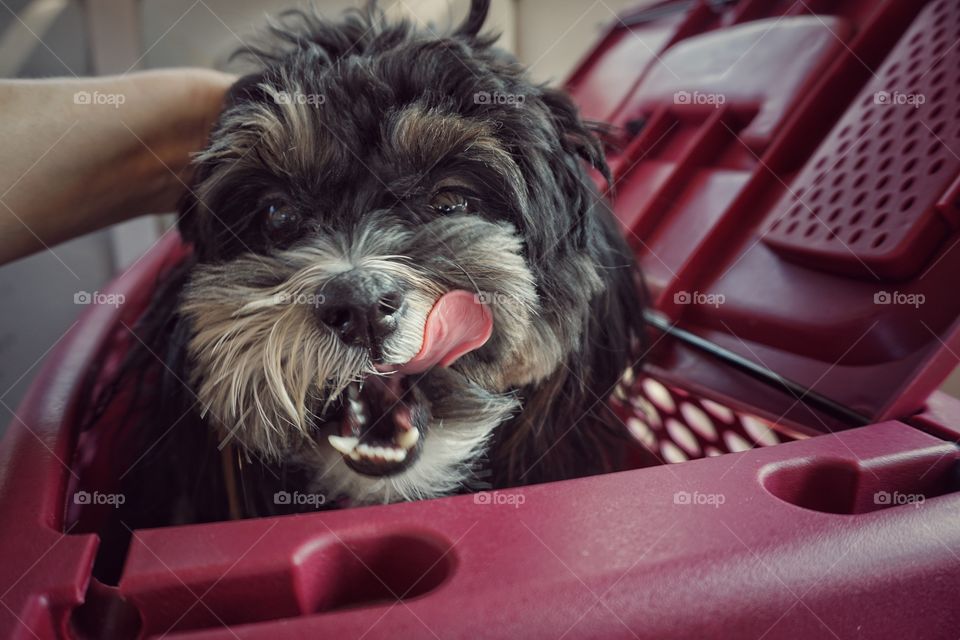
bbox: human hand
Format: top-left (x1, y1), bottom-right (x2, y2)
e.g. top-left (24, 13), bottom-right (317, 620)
top-left (0, 69), bottom-right (234, 265)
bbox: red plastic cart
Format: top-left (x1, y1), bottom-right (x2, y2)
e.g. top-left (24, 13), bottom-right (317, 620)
top-left (3, 0), bottom-right (960, 637)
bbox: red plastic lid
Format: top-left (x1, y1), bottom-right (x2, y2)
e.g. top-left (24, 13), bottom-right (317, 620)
top-left (570, 0), bottom-right (960, 428)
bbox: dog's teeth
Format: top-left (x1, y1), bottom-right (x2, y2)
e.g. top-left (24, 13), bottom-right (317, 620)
top-left (349, 398), bottom-right (367, 424)
top-left (397, 428), bottom-right (420, 450)
top-left (345, 441), bottom-right (409, 464)
top-left (383, 448), bottom-right (406, 463)
top-left (328, 435), bottom-right (358, 455)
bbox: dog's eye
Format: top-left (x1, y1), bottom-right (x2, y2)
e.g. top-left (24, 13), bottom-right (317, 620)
top-left (430, 190), bottom-right (470, 214)
top-left (265, 204), bottom-right (301, 237)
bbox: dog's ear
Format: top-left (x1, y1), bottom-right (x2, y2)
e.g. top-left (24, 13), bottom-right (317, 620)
top-left (177, 73), bottom-right (264, 250)
top-left (454, 0), bottom-right (490, 38)
top-left (177, 189), bottom-right (202, 249)
top-left (526, 86), bottom-right (612, 248)
top-left (490, 206), bottom-right (648, 487)
top-left (540, 87), bottom-right (611, 187)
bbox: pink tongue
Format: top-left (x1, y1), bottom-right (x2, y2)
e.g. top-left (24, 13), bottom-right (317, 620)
top-left (388, 290), bottom-right (493, 374)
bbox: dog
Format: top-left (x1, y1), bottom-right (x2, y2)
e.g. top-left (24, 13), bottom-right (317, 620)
top-left (90, 0), bottom-right (646, 527)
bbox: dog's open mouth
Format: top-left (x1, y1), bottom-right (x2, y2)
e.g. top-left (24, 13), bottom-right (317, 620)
top-left (326, 290), bottom-right (494, 477)
top-left (328, 374), bottom-right (426, 475)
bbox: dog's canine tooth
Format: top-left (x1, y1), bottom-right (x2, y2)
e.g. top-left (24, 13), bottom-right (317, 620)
top-left (328, 435), bottom-right (359, 455)
top-left (397, 428), bottom-right (420, 450)
top-left (348, 398), bottom-right (367, 424)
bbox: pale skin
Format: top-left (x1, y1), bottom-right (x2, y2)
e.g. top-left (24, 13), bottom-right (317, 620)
top-left (0, 69), bottom-right (234, 265)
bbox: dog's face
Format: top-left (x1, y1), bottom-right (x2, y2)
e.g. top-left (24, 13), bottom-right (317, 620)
top-left (176, 1), bottom-right (627, 504)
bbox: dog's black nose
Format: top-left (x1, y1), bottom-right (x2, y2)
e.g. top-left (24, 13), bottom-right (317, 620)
top-left (316, 272), bottom-right (404, 350)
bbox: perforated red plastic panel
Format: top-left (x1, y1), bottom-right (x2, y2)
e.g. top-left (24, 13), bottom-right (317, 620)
top-left (763, 0), bottom-right (960, 279)
top-left (614, 375), bottom-right (799, 464)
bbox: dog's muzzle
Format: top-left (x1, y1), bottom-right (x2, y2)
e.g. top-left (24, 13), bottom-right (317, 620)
top-left (325, 290), bottom-right (495, 477)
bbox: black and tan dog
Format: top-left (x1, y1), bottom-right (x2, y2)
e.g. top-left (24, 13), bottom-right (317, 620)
top-left (96, 0), bottom-right (646, 524)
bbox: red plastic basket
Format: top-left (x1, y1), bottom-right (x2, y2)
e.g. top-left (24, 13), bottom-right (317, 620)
top-left (4, 1), bottom-right (960, 638)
